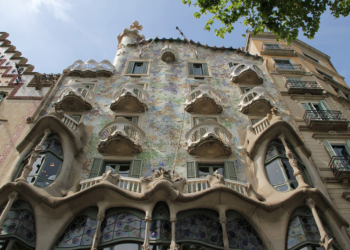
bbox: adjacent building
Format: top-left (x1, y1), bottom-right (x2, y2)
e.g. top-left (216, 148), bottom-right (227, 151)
top-left (0, 24), bottom-right (350, 250)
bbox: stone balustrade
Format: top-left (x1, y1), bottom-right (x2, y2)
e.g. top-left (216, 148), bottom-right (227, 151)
top-left (239, 86), bottom-right (274, 115)
top-left (252, 116), bottom-right (270, 135)
top-left (80, 175), bottom-right (141, 193)
top-left (66, 59), bottom-right (115, 77)
top-left (110, 83), bottom-right (149, 112)
top-left (61, 114), bottom-right (79, 131)
top-left (185, 84), bottom-right (223, 114)
top-left (230, 63), bottom-right (263, 84)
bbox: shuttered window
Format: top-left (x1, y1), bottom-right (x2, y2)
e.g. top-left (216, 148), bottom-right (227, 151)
top-left (115, 116), bottom-right (139, 125)
top-left (188, 63), bottom-right (209, 76)
top-left (89, 158), bottom-right (105, 178)
top-left (130, 159), bottom-right (142, 178)
top-left (187, 161), bottom-right (237, 180)
top-left (187, 161), bottom-right (198, 178)
top-left (126, 61), bottom-right (149, 75)
top-left (224, 160), bottom-right (237, 180)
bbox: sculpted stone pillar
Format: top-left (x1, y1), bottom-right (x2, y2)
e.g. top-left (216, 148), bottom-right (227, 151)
top-left (15, 152), bottom-right (40, 183)
top-left (169, 216), bottom-right (179, 250)
top-left (306, 198), bottom-right (334, 250)
top-left (91, 213), bottom-right (104, 250)
top-left (278, 134), bottom-right (309, 188)
top-left (35, 128), bottom-right (52, 151)
top-left (220, 216), bottom-right (229, 250)
top-left (0, 191), bottom-right (18, 232)
top-left (142, 216), bottom-right (152, 250)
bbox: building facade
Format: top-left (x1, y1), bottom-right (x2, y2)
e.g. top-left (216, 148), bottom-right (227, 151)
top-left (0, 23), bottom-right (350, 250)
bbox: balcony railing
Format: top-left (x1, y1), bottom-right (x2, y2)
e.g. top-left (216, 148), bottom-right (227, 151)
top-left (262, 44), bottom-right (293, 51)
top-left (304, 110), bottom-right (346, 123)
top-left (239, 86), bottom-right (274, 115)
top-left (67, 59), bottom-right (115, 77)
top-left (230, 63), bottom-right (263, 84)
top-left (329, 156), bottom-right (350, 183)
top-left (252, 117), bottom-right (270, 135)
top-left (274, 63), bottom-right (304, 71)
top-left (110, 83), bottom-right (149, 112)
top-left (80, 176), bottom-right (141, 192)
top-left (98, 117), bottom-right (146, 155)
top-left (185, 84), bottom-right (223, 114)
top-left (61, 114), bottom-right (79, 131)
top-left (55, 81), bottom-right (95, 112)
top-left (285, 80), bottom-right (323, 95)
top-left (184, 178), bottom-right (248, 196)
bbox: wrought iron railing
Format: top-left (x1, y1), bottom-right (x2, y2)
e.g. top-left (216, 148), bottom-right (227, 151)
top-left (262, 44), bottom-right (293, 50)
top-left (285, 81), bottom-right (321, 90)
top-left (329, 156), bottom-right (350, 175)
top-left (303, 110), bottom-right (346, 125)
top-left (274, 64), bottom-right (304, 71)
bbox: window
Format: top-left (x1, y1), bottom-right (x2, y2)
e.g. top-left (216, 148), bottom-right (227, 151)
top-left (228, 62), bottom-right (239, 68)
top-left (67, 114), bottom-right (81, 123)
top-left (0, 93), bottom-right (5, 104)
top-left (187, 161), bottom-right (237, 180)
top-left (240, 87), bottom-right (253, 94)
top-left (77, 83), bottom-right (94, 98)
top-left (323, 140), bottom-right (350, 160)
top-left (188, 62), bottom-right (209, 77)
top-left (303, 52), bottom-right (319, 63)
top-left (316, 69), bottom-right (333, 80)
top-left (17, 134), bottom-right (63, 188)
top-left (265, 139), bottom-right (310, 192)
top-left (193, 116), bottom-right (217, 126)
top-left (274, 59), bottom-right (294, 69)
top-left (88, 158), bottom-right (142, 179)
top-left (302, 101), bottom-right (336, 120)
top-left (115, 116), bottom-right (139, 125)
top-left (264, 43), bottom-right (281, 49)
top-left (126, 61), bottom-right (149, 75)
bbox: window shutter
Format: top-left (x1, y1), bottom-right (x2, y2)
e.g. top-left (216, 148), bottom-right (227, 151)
top-left (89, 158), bottom-right (105, 178)
top-left (322, 141), bottom-right (337, 158)
top-left (224, 160), bottom-right (237, 180)
top-left (141, 62), bottom-right (148, 74)
top-left (130, 159), bottom-right (142, 178)
top-left (302, 103), bottom-right (311, 111)
top-left (113, 164), bottom-right (120, 174)
top-left (188, 63), bottom-right (194, 75)
top-left (131, 117), bottom-right (139, 125)
top-left (345, 141), bottom-right (350, 156)
top-left (187, 161), bottom-right (198, 178)
top-left (202, 63), bottom-right (209, 76)
top-left (127, 61), bottom-right (135, 74)
top-left (0, 94), bottom-right (5, 103)
top-left (228, 62), bottom-right (233, 68)
top-left (318, 100), bottom-right (331, 111)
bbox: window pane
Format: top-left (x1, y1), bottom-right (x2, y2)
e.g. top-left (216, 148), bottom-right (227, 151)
top-left (281, 159), bottom-right (296, 182)
top-left (113, 243), bottom-right (139, 250)
top-left (38, 153), bottom-right (62, 181)
top-left (193, 64), bottom-right (202, 75)
top-left (199, 167), bottom-right (210, 178)
top-left (119, 165), bottom-right (130, 177)
top-left (276, 184), bottom-right (289, 192)
top-left (265, 160), bottom-right (286, 186)
top-left (105, 164), bottom-right (116, 173)
top-left (133, 63), bottom-right (143, 74)
top-left (332, 146), bottom-right (348, 157)
top-left (213, 166), bottom-right (224, 176)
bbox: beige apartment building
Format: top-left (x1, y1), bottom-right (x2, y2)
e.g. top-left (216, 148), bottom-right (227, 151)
top-left (1, 24), bottom-right (350, 250)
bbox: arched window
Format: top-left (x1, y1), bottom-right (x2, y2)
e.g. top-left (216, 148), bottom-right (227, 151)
top-left (0, 200), bottom-right (35, 249)
top-left (16, 134), bottom-right (63, 187)
top-left (176, 209), bottom-right (224, 249)
top-left (226, 211), bottom-right (266, 250)
top-left (149, 202), bottom-right (171, 250)
top-left (286, 207), bottom-right (341, 250)
top-left (265, 139), bottom-right (311, 192)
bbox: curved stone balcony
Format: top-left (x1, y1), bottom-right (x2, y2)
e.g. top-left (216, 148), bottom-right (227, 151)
top-left (110, 83), bottom-right (149, 112)
top-left (239, 86), bottom-right (274, 115)
top-left (54, 81), bottom-right (95, 112)
top-left (66, 59), bottom-right (115, 77)
top-left (97, 117), bottom-right (146, 156)
top-left (185, 119), bottom-right (232, 158)
top-left (230, 63), bottom-right (263, 84)
top-left (185, 84), bottom-right (223, 114)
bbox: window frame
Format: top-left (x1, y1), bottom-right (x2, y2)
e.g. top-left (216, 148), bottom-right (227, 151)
top-left (191, 114), bottom-right (220, 127)
top-left (124, 59), bottom-right (151, 76)
top-left (103, 162), bottom-right (132, 177)
top-left (65, 112), bottom-right (83, 123)
top-left (114, 113), bottom-right (142, 127)
top-left (186, 60), bottom-right (212, 78)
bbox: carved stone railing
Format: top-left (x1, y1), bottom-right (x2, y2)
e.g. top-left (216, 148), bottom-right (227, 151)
top-left (54, 81), bottom-right (95, 112)
top-left (230, 63), bottom-right (263, 84)
top-left (185, 84), bottom-right (223, 114)
top-left (80, 175), bottom-right (141, 192)
top-left (110, 83), bottom-right (149, 112)
top-left (61, 114), bottom-right (79, 131)
top-left (185, 119), bottom-right (232, 157)
top-left (285, 80), bottom-right (323, 95)
top-left (98, 117), bottom-right (146, 156)
top-left (274, 63), bottom-right (305, 74)
top-left (261, 44), bottom-right (295, 56)
top-left (303, 110), bottom-right (349, 130)
top-left (66, 59), bottom-right (115, 77)
top-left (184, 177), bottom-right (248, 196)
top-left (262, 44), bottom-right (293, 51)
top-left (239, 86), bottom-right (274, 115)
top-left (252, 117), bottom-right (270, 135)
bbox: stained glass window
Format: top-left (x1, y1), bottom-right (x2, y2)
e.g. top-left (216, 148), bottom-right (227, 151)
top-left (0, 201), bottom-right (35, 248)
top-left (149, 220), bottom-right (171, 241)
top-left (176, 214), bottom-right (223, 247)
top-left (286, 207), bottom-right (341, 250)
top-left (226, 218), bottom-right (266, 250)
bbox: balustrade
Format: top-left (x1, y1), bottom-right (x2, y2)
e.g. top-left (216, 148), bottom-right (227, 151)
top-left (184, 178), bottom-right (248, 195)
top-left (80, 176), bottom-right (141, 193)
top-left (230, 63), bottom-right (263, 84)
top-left (303, 110), bottom-right (348, 130)
top-left (67, 59), bottom-right (114, 77)
top-left (61, 114), bottom-right (79, 131)
top-left (239, 86), bottom-right (274, 115)
top-left (252, 117), bottom-right (270, 135)
top-left (285, 80), bottom-right (323, 95)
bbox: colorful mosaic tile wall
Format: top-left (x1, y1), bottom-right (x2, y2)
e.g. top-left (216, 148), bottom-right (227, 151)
top-left (48, 41), bottom-right (294, 181)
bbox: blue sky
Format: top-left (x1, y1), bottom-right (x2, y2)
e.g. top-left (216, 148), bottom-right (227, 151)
top-left (1, 0), bottom-right (350, 85)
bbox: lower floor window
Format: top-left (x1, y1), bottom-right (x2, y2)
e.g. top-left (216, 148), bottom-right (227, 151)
top-left (0, 240), bottom-right (34, 250)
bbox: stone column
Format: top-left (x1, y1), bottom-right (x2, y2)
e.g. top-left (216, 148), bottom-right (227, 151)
top-left (278, 134), bottom-right (309, 188)
top-left (142, 216), bottom-right (151, 250)
top-left (35, 128), bottom-right (52, 151)
top-left (91, 213), bottom-right (104, 250)
top-left (220, 216), bottom-right (229, 250)
top-left (169, 217), bottom-right (179, 250)
top-left (15, 152), bottom-right (40, 183)
top-left (0, 191), bottom-right (18, 232)
top-left (306, 198), bottom-right (334, 250)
